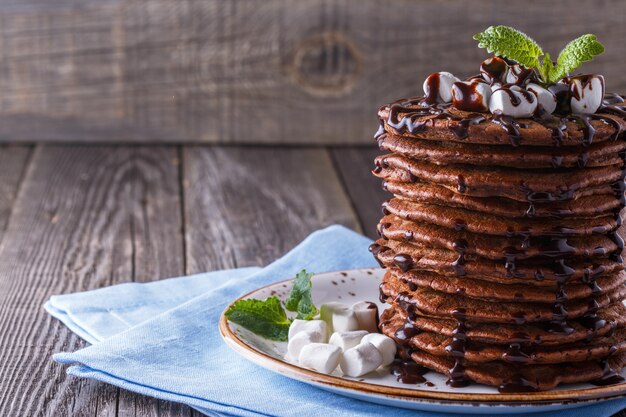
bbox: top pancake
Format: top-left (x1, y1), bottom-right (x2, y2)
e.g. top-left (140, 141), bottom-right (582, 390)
top-left (378, 98), bottom-right (626, 147)
top-left (378, 132), bottom-right (626, 169)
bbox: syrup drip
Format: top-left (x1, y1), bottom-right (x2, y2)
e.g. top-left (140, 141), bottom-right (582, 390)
top-left (451, 238), bottom-right (468, 276)
top-left (390, 360), bottom-right (428, 384)
top-left (498, 376), bottom-right (539, 393)
top-left (590, 359), bottom-right (626, 386)
top-left (446, 309), bottom-right (470, 387)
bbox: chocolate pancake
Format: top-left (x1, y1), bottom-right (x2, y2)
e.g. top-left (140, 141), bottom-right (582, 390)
top-left (383, 198), bottom-right (622, 237)
top-left (372, 239), bottom-right (624, 284)
top-left (379, 215), bottom-right (623, 261)
top-left (381, 304), bottom-right (625, 346)
top-left (384, 181), bottom-right (624, 218)
top-left (388, 267), bottom-right (626, 303)
top-left (405, 348), bottom-right (626, 391)
top-left (378, 97), bottom-right (626, 147)
top-left (381, 310), bottom-right (626, 364)
top-left (375, 153), bottom-right (624, 202)
top-left (379, 271), bottom-right (626, 324)
top-left (378, 132), bottom-right (626, 169)
top-left (372, 87), bottom-right (626, 389)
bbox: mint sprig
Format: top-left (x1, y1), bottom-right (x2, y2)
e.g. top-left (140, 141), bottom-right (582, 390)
top-left (225, 297), bottom-right (291, 341)
top-left (548, 34), bottom-right (604, 82)
top-left (473, 26), bottom-right (543, 69)
top-left (285, 270), bottom-right (318, 320)
top-left (473, 26), bottom-right (605, 84)
top-left (225, 269), bottom-right (318, 341)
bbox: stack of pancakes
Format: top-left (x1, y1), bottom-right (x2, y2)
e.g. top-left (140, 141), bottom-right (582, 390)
top-left (371, 95), bottom-right (626, 391)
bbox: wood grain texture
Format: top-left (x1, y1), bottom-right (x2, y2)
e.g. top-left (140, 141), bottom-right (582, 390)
top-left (0, 0), bottom-right (624, 144)
top-left (0, 146), bottom-right (31, 242)
top-left (0, 145), bottom-right (194, 416)
top-left (182, 146), bottom-right (361, 273)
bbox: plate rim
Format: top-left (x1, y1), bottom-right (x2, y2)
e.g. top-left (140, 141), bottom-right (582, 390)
top-left (219, 267), bottom-right (626, 406)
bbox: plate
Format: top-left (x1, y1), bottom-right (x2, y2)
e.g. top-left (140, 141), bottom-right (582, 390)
top-left (219, 268), bottom-right (626, 414)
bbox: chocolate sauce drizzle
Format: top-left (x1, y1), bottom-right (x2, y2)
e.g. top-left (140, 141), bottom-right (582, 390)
top-left (446, 308), bottom-right (470, 387)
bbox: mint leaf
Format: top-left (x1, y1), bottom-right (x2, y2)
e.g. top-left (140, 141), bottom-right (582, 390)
top-left (474, 26), bottom-right (543, 69)
top-left (539, 53), bottom-right (555, 84)
top-left (225, 297), bottom-right (291, 341)
top-left (285, 269), bottom-right (318, 320)
top-left (548, 34), bottom-right (604, 83)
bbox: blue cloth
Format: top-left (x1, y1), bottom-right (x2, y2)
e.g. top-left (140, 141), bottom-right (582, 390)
top-left (46, 225), bottom-right (626, 417)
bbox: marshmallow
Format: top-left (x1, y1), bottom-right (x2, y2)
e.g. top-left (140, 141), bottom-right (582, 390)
top-left (480, 57), bottom-right (509, 84)
top-left (339, 342), bottom-right (384, 377)
top-left (288, 319), bottom-right (328, 342)
top-left (332, 308), bottom-right (360, 333)
top-left (329, 330), bottom-right (368, 351)
top-left (527, 83), bottom-right (557, 114)
top-left (451, 80), bottom-right (491, 112)
top-left (287, 330), bottom-right (324, 359)
top-left (351, 301), bottom-right (379, 333)
top-left (298, 343), bottom-right (342, 374)
top-left (320, 302), bottom-right (360, 333)
top-left (320, 302), bottom-right (346, 328)
top-left (569, 74), bottom-right (605, 114)
top-left (361, 333), bottom-right (397, 366)
top-left (423, 72), bottom-right (460, 103)
top-left (505, 64), bottom-right (532, 85)
top-left (489, 86), bottom-right (537, 118)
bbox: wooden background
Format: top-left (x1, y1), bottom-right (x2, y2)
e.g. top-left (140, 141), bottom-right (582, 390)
top-left (0, 0), bottom-right (624, 144)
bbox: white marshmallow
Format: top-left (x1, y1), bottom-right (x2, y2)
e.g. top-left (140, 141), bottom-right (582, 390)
top-left (361, 333), bottom-right (397, 366)
top-left (351, 301), bottom-right (379, 333)
top-left (298, 343), bottom-right (342, 374)
top-left (423, 71), bottom-right (460, 103)
top-left (288, 319), bottom-right (328, 342)
top-left (489, 87), bottom-right (537, 118)
top-left (332, 308), bottom-right (360, 333)
top-left (339, 342), bottom-right (384, 377)
top-left (527, 83), bottom-right (557, 114)
top-left (320, 302), bottom-right (360, 333)
top-left (506, 64), bottom-right (531, 85)
top-left (329, 330), bottom-right (368, 351)
top-left (287, 330), bottom-right (324, 359)
top-left (569, 75), bottom-right (605, 114)
top-left (480, 57), bottom-right (509, 83)
top-left (451, 80), bottom-right (491, 112)
top-left (320, 302), bottom-right (347, 331)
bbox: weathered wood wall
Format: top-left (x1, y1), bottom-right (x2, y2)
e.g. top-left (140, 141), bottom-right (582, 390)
top-left (0, 0), bottom-right (624, 144)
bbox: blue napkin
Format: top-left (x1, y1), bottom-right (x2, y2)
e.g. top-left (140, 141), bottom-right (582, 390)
top-left (47, 225), bottom-right (626, 417)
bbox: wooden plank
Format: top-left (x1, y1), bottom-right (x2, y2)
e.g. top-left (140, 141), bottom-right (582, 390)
top-left (0, 146), bottom-right (31, 243)
top-left (182, 146), bottom-right (361, 272)
top-left (0, 145), bottom-right (193, 416)
top-left (0, 0), bottom-right (624, 144)
top-left (330, 147), bottom-right (387, 240)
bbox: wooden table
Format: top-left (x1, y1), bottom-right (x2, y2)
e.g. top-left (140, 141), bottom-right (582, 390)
top-left (0, 144), bottom-right (624, 417)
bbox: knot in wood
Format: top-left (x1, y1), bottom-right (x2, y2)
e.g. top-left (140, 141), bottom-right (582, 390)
top-left (288, 32), bottom-right (362, 97)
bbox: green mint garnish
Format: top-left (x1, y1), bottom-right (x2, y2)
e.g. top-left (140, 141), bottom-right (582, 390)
top-left (225, 296), bottom-right (291, 341)
top-left (285, 269), bottom-right (318, 320)
top-left (473, 26), bottom-right (543, 69)
top-left (225, 269), bottom-right (318, 341)
top-left (547, 34), bottom-right (604, 82)
top-left (474, 26), bottom-right (605, 84)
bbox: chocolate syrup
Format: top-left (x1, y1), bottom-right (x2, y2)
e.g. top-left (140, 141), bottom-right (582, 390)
top-left (491, 111), bottom-right (522, 146)
top-left (503, 343), bottom-right (530, 364)
top-left (390, 360), bottom-right (428, 384)
top-left (445, 309), bottom-right (470, 387)
top-left (590, 359), bottom-right (625, 386)
top-left (498, 376), bottom-right (539, 393)
top-left (393, 254), bottom-right (413, 272)
top-left (424, 73), bottom-right (441, 105)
